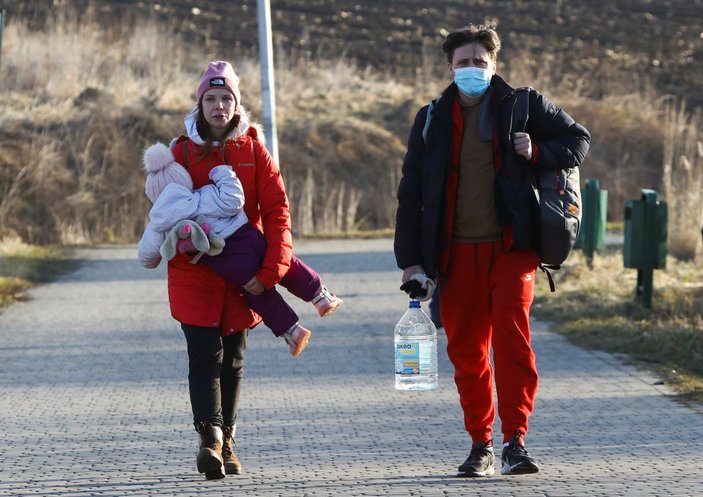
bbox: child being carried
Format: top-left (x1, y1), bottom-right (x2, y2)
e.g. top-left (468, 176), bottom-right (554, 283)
top-left (137, 143), bottom-right (343, 357)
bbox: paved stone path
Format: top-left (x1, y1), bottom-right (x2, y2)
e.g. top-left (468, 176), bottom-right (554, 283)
top-left (1, 238), bottom-right (702, 496)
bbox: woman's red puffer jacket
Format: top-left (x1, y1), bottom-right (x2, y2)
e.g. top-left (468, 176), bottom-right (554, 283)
top-left (168, 125), bottom-right (293, 335)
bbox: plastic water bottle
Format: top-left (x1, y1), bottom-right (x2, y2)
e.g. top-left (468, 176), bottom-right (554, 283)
top-left (394, 299), bottom-right (438, 390)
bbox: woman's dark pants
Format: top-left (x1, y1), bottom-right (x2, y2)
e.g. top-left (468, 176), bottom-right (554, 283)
top-left (182, 324), bottom-right (248, 428)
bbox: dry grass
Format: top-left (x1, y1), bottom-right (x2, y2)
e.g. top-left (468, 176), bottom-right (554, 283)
top-left (0, 238), bottom-right (74, 308)
top-left (1, 9), bottom-right (195, 109)
top-left (534, 248), bottom-right (703, 402)
top-left (0, 7), bottom-right (701, 259)
top-left (661, 102), bottom-right (703, 261)
top-left (0, 14), bottom-right (418, 242)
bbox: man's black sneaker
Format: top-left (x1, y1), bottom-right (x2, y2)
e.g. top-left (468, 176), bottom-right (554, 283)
top-left (457, 441), bottom-right (495, 477)
top-left (500, 435), bottom-right (539, 475)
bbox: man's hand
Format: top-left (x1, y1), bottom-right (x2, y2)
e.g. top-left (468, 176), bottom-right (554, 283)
top-left (399, 265), bottom-right (435, 302)
top-left (243, 276), bottom-right (265, 295)
top-left (512, 132), bottom-right (533, 160)
top-left (401, 264), bottom-right (425, 284)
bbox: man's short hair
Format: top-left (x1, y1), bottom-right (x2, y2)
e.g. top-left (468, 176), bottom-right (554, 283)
top-left (442, 24), bottom-right (502, 64)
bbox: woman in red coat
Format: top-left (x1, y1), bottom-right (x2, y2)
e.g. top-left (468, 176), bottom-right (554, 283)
top-left (138, 61), bottom-right (312, 480)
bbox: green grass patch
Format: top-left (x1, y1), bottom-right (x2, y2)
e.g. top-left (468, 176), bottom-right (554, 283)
top-left (0, 240), bottom-right (76, 309)
top-left (533, 249), bottom-right (703, 404)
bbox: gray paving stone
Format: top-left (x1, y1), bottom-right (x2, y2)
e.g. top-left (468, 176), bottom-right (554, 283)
top-left (0, 239), bottom-right (701, 496)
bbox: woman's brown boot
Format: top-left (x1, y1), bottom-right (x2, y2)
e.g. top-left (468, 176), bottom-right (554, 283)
top-left (195, 422), bottom-right (225, 480)
top-left (222, 425), bottom-right (242, 474)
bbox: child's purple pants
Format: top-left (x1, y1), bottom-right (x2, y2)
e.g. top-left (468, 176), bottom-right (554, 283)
top-left (201, 223), bottom-right (322, 336)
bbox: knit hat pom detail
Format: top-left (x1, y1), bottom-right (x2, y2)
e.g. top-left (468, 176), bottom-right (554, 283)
top-left (143, 142), bottom-right (193, 203)
top-left (143, 142), bottom-right (176, 173)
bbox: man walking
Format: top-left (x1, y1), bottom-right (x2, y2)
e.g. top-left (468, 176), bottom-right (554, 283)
top-left (394, 24), bottom-right (590, 477)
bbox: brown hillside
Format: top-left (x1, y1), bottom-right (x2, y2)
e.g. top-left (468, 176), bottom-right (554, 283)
top-left (6, 0), bottom-right (703, 107)
top-left (0, 0), bottom-right (701, 248)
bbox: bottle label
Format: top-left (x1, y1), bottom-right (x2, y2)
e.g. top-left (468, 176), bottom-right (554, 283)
top-left (395, 341), bottom-right (420, 376)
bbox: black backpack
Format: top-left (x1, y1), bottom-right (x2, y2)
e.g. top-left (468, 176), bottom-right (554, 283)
top-left (421, 90), bottom-right (582, 290)
top-left (512, 88), bottom-right (582, 290)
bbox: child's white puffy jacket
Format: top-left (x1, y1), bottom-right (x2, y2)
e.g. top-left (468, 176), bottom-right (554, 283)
top-left (137, 165), bottom-right (248, 268)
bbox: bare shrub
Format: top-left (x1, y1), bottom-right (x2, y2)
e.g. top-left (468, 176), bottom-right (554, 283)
top-left (0, 94), bottom-right (180, 244)
top-left (661, 102), bottom-right (703, 260)
top-left (280, 118), bottom-right (405, 235)
top-left (1, 3), bottom-right (700, 248)
top-left (0, 8), bottom-right (197, 108)
top-left (263, 53), bottom-right (417, 235)
top-left (1, 8), bottom-right (415, 243)
top-left (0, 10), bottom-right (196, 244)
top-left (0, 131), bottom-right (74, 244)
top-left (565, 95), bottom-right (665, 220)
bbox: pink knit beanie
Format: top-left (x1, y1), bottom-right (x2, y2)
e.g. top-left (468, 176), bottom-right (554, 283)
top-left (143, 143), bottom-right (193, 203)
top-left (196, 61), bottom-right (241, 105)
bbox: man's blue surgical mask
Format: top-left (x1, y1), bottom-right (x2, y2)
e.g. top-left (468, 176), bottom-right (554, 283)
top-left (454, 67), bottom-right (492, 98)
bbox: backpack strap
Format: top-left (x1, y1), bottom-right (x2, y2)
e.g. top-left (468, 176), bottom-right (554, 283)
top-left (512, 87), bottom-right (531, 133)
top-left (181, 139), bottom-right (189, 170)
top-left (222, 133), bottom-right (259, 168)
top-left (513, 87), bottom-right (561, 293)
top-left (421, 100), bottom-right (435, 143)
top-left (538, 264), bottom-right (558, 293)
top-left (251, 134), bottom-right (259, 164)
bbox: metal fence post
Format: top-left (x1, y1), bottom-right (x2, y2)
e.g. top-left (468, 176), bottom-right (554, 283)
top-left (575, 178), bottom-right (607, 266)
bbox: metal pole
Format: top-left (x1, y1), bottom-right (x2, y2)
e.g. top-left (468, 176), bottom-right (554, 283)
top-left (257, 0), bottom-right (279, 165)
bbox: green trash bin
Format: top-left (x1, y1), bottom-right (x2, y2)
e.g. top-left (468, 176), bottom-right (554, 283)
top-left (623, 189), bottom-right (667, 308)
top-left (575, 179), bottom-right (607, 262)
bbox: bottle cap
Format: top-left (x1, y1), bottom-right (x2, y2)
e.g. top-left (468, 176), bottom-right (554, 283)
top-left (409, 300), bottom-right (421, 308)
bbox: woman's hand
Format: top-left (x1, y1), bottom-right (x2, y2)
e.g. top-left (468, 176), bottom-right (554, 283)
top-left (243, 276), bottom-right (265, 295)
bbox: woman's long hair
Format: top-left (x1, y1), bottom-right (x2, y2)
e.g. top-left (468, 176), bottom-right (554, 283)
top-left (194, 104), bottom-right (242, 162)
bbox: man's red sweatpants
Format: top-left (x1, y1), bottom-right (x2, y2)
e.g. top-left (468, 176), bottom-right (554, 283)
top-left (439, 240), bottom-right (539, 444)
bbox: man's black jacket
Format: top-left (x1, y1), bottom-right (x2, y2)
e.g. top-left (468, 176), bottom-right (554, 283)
top-left (394, 76), bottom-right (591, 278)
